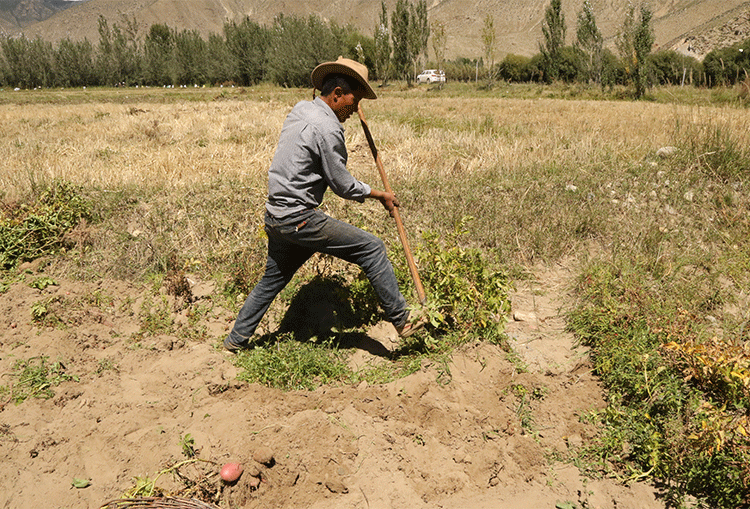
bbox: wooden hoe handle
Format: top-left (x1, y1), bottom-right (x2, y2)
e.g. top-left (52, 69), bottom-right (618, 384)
top-left (358, 104), bottom-right (427, 305)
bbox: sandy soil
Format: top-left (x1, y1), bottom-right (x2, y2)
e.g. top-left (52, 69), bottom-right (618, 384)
top-left (0, 260), bottom-right (666, 509)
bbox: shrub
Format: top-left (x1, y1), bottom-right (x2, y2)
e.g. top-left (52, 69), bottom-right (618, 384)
top-left (498, 53), bottom-right (532, 82)
top-left (416, 217), bottom-right (512, 345)
top-left (0, 181), bottom-right (93, 270)
top-left (648, 50), bottom-right (702, 86)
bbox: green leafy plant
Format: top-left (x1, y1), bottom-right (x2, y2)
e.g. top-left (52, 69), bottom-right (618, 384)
top-left (179, 433), bottom-right (196, 458)
top-left (94, 358), bottom-right (118, 375)
top-left (29, 276), bottom-right (57, 290)
top-left (138, 294), bottom-right (174, 336)
top-left (71, 477), bottom-right (91, 489)
top-left (567, 257), bottom-right (749, 508)
top-left (415, 216), bottom-right (513, 345)
top-left (30, 296), bottom-right (65, 327)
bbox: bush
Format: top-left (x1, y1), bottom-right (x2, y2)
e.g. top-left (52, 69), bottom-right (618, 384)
top-left (568, 256), bottom-right (750, 506)
top-left (648, 50), bottom-right (702, 86)
top-left (443, 57), bottom-right (479, 82)
top-left (0, 181), bottom-right (93, 270)
top-left (416, 217), bottom-right (512, 345)
top-left (498, 53), bottom-right (532, 82)
top-left (703, 39), bottom-right (750, 87)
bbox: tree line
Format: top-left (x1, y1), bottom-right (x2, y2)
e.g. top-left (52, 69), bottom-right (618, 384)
top-left (0, 0), bottom-right (747, 94)
top-left (472, 0), bottom-right (749, 97)
top-left (0, 14), bottom-right (367, 89)
top-left (0, 0), bottom-right (430, 90)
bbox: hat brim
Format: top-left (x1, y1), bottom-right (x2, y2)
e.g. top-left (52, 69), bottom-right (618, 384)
top-left (311, 62), bottom-right (377, 100)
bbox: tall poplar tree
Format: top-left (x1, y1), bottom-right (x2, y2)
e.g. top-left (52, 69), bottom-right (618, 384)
top-left (617, 2), bottom-right (654, 98)
top-left (391, 0), bottom-right (429, 83)
top-left (391, 0), bottom-right (411, 82)
top-left (409, 0), bottom-right (429, 79)
top-left (374, 1), bottom-right (391, 83)
top-left (575, 0), bottom-right (603, 84)
top-left (632, 5), bottom-right (655, 98)
top-left (482, 14), bottom-right (497, 82)
top-left (540, 0), bottom-right (566, 82)
top-left (431, 19), bottom-right (446, 86)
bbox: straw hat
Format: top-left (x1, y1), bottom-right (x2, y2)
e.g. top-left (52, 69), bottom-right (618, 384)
top-left (311, 57), bottom-right (377, 100)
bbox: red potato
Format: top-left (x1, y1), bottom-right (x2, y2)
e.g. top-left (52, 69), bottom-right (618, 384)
top-left (220, 462), bottom-right (243, 482)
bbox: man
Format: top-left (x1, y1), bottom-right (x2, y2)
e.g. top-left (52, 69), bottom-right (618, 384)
top-left (224, 57), bottom-right (423, 352)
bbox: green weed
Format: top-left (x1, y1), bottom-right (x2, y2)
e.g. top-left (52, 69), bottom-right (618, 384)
top-left (2, 356), bottom-right (77, 404)
top-left (508, 383), bottom-right (547, 436)
top-left (30, 296), bottom-right (64, 327)
top-left (568, 256), bottom-right (749, 508)
top-left (234, 335), bottom-right (351, 391)
top-left (94, 358), bottom-right (118, 375)
top-left (29, 276), bottom-right (57, 290)
top-left (138, 294), bottom-right (174, 336)
top-left (178, 303), bottom-right (212, 341)
top-left (179, 433), bottom-right (196, 458)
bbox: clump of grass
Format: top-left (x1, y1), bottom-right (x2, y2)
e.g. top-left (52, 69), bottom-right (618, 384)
top-left (507, 383), bottom-right (547, 436)
top-left (137, 294), bottom-right (175, 336)
top-left (234, 335), bottom-right (351, 391)
top-left (676, 121), bottom-right (750, 184)
top-left (1, 356), bottom-right (77, 404)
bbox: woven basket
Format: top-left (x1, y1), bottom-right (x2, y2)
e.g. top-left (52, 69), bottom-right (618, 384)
top-left (99, 496), bottom-right (220, 509)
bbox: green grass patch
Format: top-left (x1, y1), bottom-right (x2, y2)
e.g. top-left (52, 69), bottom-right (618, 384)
top-left (234, 336), bottom-right (351, 391)
top-left (1, 356), bottom-right (77, 404)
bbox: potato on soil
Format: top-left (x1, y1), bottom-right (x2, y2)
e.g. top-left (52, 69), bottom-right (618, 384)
top-left (252, 446), bottom-right (275, 466)
top-left (220, 462), bottom-right (243, 482)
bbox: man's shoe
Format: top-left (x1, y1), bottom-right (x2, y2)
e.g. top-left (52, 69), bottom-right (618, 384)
top-left (395, 316), bottom-right (427, 338)
top-left (223, 336), bottom-right (252, 353)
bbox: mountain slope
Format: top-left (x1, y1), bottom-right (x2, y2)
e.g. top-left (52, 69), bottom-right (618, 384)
top-left (0, 0), bottom-right (88, 33)
top-left (12, 0), bottom-right (750, 60)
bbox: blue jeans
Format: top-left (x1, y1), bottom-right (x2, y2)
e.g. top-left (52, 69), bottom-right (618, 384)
top-left (226, 209), bottom-right (409, 348)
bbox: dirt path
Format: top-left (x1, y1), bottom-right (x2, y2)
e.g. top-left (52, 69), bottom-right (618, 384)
top-left (0, 262), bottom-right (665, 509)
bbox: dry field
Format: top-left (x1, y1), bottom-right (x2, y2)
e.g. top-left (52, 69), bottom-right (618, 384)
top-left (1, 84), bottom-right (749, 509)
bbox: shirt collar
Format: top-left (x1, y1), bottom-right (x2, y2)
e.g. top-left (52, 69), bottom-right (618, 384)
top-left (313, 96), bottom-right (343, 125)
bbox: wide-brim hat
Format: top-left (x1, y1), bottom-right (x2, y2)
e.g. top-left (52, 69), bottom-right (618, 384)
top-left (311, 57), bottom-right (377, 100)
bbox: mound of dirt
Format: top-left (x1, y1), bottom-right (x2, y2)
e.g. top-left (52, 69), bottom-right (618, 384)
top-left (0, 262), bottom-right (665, 509)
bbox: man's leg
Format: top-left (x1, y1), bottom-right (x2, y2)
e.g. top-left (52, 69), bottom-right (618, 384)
top-left (293, 210), bottom-right (410, 328)
top-left (225, 230), bottom-right (313, 350)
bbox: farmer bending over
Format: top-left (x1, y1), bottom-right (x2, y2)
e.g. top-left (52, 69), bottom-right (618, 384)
top-left (224, 57), bottom-right (423, 352)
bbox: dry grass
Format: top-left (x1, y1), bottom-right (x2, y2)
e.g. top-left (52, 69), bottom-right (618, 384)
top-left (0, 98), bottom-right (284, 197)
top-left (2, 84), bottom-right (750, 276)
top-left (2, 87), bottom-right (748, 197)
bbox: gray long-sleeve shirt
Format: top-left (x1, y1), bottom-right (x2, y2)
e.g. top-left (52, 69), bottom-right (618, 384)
top-left (265, 97), bottom-right (371, 218)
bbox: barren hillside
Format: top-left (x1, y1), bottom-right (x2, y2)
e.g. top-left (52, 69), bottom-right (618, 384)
top-left (11, 0), bottom-right (750, 61)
